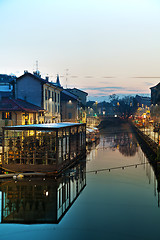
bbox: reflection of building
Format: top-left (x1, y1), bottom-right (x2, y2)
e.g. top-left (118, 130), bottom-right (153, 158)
top-left (2, 122), bottom-right (86, 174)
top-left (0, 161), bottom-right (86, 224)
top-left (105, 132), bottom-right (138, 157)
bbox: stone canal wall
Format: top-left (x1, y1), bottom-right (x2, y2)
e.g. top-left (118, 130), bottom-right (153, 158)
top-left (130, 121), bottom-right (158, 161)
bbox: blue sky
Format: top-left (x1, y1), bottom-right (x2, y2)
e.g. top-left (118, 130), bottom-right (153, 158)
top-left (0, 0), bottom-right (160, 101)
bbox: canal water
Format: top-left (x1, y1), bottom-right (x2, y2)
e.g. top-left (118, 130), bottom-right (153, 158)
top-left (0, 123), bottom-right (160, 240)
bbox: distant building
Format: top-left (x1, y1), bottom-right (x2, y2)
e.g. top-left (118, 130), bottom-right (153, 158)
top-left (0, 74), bottom-right (16, 99)
top-left (67, 88), bottom-right (88, 106)
top-left (135, 95), bottom-right (151, 107)
top-left (61, 90), bottom-right (80, 122)
top-left (0, 98), bottom-right (44, 131)
top-left (16, 71), bottom-right (62, 123)
top-left (150, 83), bottom-right (160, 105)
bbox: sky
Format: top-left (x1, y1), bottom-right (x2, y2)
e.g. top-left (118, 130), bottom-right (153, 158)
top-left (0, 0), bottom-right (160, 101)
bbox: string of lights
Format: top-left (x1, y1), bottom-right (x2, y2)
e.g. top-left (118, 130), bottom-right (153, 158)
top-left (85, 162), bottom-right (149, 174)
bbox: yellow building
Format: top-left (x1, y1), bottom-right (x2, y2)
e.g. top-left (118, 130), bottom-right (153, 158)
top-left (0, 98), bottom-right (45, 132)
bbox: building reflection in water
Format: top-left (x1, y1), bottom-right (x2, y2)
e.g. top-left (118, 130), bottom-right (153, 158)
top-left (100, 132), bottom-right (138, 157)
top-left (0, 160), bottom-right (86, 224)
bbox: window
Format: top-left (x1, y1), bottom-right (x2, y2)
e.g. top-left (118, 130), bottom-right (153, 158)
top-left (55, 104), bottom-right (57, 113)
top-left (2, 112), bottom-right (12, 120)
top-left (48, 90), bottom-right (50, 99)
top-left (48, 102), bottom-right (51, 112)
top-left (58, 105), bottom-right (60, 113)
top-left (58, 93), bottom-right (60, 103)
top-left (52, 103), bottom-right (54, 113)
top-left (38, 112), bottom-right (44, 117)
top-left (52, 91), bottom-right (54, 101)
top-left (55, 92), bottom-right (57, 102)
top-left (68, 112), bottom-right (72, 119)
top-left (45, 89), bottom-right (47, 100)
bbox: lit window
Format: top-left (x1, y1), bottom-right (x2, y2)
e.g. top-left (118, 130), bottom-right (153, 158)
top-left (2, 112), bottom-right (12, 120)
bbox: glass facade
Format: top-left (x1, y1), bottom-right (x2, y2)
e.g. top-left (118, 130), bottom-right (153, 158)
top-left (2, 124), bottom-right (86, 173)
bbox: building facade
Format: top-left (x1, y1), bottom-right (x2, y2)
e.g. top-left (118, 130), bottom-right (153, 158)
top-left (61, 90), bottom-right (79, 122)
top-left (16, 71), bottom-right (62, 123)
top-left (0, 74), bottom-right (16, 99)
top-left (0, 98), bottom-right (44, 132)
top-left (150, 83), bottom-right (160, 105)
top-left (67, 88), bottom-right (88, 105)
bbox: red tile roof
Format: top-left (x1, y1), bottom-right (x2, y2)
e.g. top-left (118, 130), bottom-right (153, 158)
top-left (0, 98), bottom-right (44, 112)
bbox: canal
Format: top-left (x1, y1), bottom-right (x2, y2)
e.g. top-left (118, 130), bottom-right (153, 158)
top-left (0, 122), bottom-right (160, 240)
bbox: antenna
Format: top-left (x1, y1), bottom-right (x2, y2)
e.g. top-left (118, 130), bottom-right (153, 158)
top-left (66, 69), bottom-right (69, 88)
top-left (36, 60), bottom-right (39, 72)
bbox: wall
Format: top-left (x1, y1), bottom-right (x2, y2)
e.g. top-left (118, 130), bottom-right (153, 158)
top-left (68, 89), bottom-right (87, 105)
top-left (16, 75), bottom-right (42, 107)
top-left (61, 100), bottom-right (78, 122)
top-left (43, 84), bottom-right (61, 123)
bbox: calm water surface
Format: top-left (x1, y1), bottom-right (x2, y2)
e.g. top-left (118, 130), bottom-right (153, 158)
top-left (0, 124), bottom-right (160, 240)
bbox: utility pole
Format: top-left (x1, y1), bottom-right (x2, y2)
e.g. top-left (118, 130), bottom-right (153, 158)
top-left (66, 69), bottom-right (69, 88)
top-left (36, 60), bottom-right (39, 72)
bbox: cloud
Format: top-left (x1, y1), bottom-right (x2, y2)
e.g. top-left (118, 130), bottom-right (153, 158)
top-left (132, 77), bottom-right (160, 78)
top-left (83, 86), bottom-right (124, 91)
top-left (144, 82), bottom-right (155, 86)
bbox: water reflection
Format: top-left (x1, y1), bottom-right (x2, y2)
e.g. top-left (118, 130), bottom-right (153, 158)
top-left (98, 132), bottom-right (138, 157)
top-left (0, 160), bottom-right (86, 224)
top-left (87, 128), bottom-right (160, 208)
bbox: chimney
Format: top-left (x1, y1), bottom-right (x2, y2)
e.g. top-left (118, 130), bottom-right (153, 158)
top-left (33, 70), bottom-right (41, 78)
top-left (46, 76), bottom-right (49, 81)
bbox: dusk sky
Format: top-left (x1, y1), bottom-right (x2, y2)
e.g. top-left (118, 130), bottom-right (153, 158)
top-left (1, 0), bottom-right (160, 101)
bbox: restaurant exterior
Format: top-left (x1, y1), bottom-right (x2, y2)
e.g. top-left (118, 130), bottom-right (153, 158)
top-left (2, 122), bottom-right (86, 174)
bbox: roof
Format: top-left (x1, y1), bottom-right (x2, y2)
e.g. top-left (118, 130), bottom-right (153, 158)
top-left (3, 122), bottom-right (85, 130)
top-left (47, 81), bottom-right (63, 90)
top-left (0, 98), bottom-right (44, 112)
top-left (17, 72), bottom-right (63, 90)
top-left (150, 82), bottom-right (160, 89)
top-left (17, 72), bottom-right (47, 84)
top-left (67, 88), bottom-right (88, 96)
top-left (61, 90), bottom-right (80, 101)
top-left (0, 74), bottom-right (16, 83)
